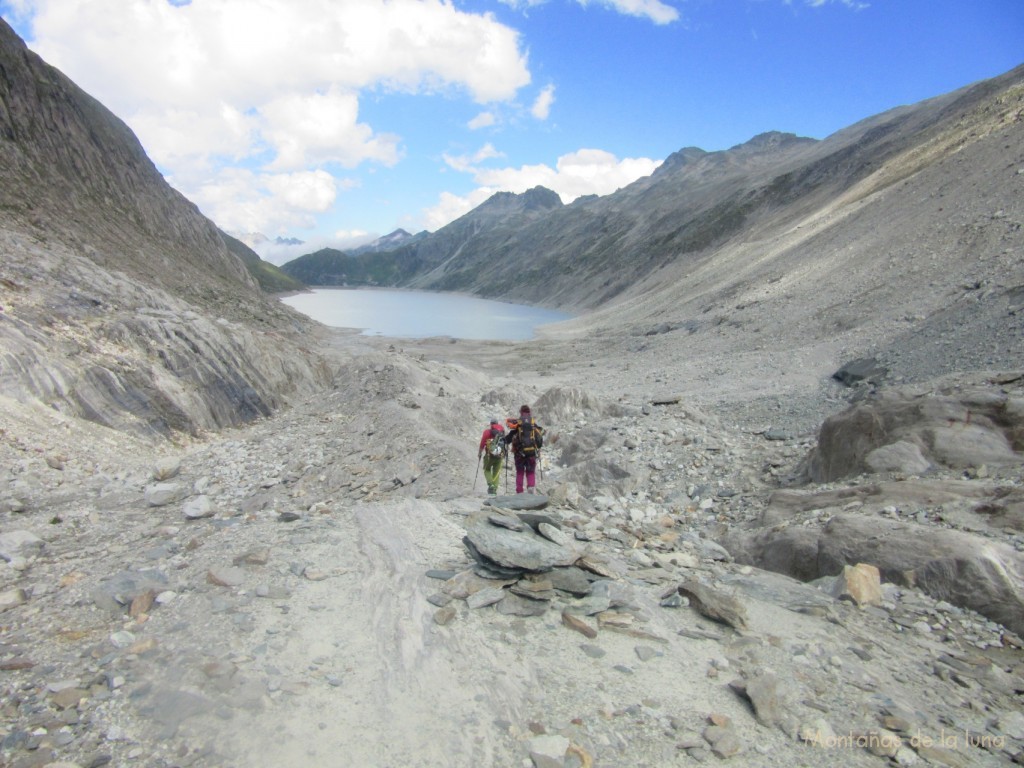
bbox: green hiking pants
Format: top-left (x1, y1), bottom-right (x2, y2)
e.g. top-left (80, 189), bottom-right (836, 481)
top-left (483, 454), bottom-right (503, 493)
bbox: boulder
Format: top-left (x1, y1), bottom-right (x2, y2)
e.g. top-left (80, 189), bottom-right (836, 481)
top-left (557, 426), bottom-right (613, 467)
top-left (463, 516), bottom-right (580, 572)
top-left (558, 456), bottom-right (645, 498)
top-left (796, 387), bottom-right (1021, 482)
top-left (725, 513), bottom-right (1024, 635)
top-left (818, 515), bottom-right (1024, 634)
top-left (832, 357), bottom-right (888, 387)
top-left (532, 386), bottom-right (618, 428)
top-left (864, 441), bottom-right (932, 475)
top-left (484, 494), bottom-right (549, 511)
top-left (145, 482), bottom-right (187, 507)
top-left (823, 563), bottom-right (883, 607)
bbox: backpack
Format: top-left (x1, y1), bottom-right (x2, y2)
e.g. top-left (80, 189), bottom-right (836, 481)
top-left (515, 417), bottom-right (543, 456)
top-left (485, 428), bottom-right (505, 457)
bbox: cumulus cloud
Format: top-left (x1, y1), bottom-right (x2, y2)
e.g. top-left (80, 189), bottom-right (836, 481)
top-left (422, 188), bottom-right (500, 232)
top-left (183, 168), bottom-right (339, 236)
top-left (260, 88), bottom-right (401, 171)
top-left (14, 0), bottom-right (531, 234)
top-left (476, 148), bottom-right (660, 200)
top-left (531, 85), bottom-right (556, 120)
top-left (468, 111), bottom-right (497, 130)
top-left (423, 147), bottom-right (661, 230)
top-left (443, 144), bottom-right (504, 173)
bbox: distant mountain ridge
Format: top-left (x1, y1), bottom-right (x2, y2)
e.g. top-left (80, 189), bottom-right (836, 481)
top-left (279, 67), bottom-right (1023, 318)
top-left (235, 232), bottom-right (306, 251)
top-left (278, 228), bottom-right (423, 286)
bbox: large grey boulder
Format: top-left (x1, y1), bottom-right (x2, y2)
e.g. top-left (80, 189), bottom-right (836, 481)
top-left (463, 515), bottom-right (581, 572)
top-left (725, 513), bottom-right (1024, 636)
top-left (557, 426), bottom-right (613, 467)
top-left (558, 456), bottom-right (645, 498)
top-left (817, 515), bottom-right (1024, 633)
top-left (796, 387), bottom-right (1022, 483)
top-left (531, 386), bottom-right (636, 428)
top-left (832, 357), bottom-right (888, 387)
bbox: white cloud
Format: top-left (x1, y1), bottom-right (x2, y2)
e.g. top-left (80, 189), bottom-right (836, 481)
top-left (260, 88), bottom-right (401, 171)
top-left (15, 0), bottom-right (532, 231)
top-left (184, 168), bottom-right (339, 236)
top-left (477, 148), bottom-right (660, 201)
top-left (531, 85), bottom-right (556, 120)
top-left (422, 188), bottom-right (499, 232)
top-left (423, 147), bottom-right (661, 230)
top-left (794, 0), bottom-right (869, 7)
top-left (468, 111), bottom-right (497, 130)
top-left (577, 0), bottom-right (679, 25)
top-left (443, 144), bottom-right (504, 173)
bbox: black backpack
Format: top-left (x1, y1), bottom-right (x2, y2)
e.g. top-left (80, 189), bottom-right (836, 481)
top-left (516, 418), bottom-right (543, 456)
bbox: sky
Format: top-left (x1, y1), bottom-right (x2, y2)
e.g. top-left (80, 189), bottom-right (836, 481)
top-left (1, 0), bottom-right (1022, 265)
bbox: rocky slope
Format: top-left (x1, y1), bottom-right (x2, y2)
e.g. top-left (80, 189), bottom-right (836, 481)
top-left (0, 18), bottom-right (330, 440)
top-left (1, 330), bottom-right (1022, 768)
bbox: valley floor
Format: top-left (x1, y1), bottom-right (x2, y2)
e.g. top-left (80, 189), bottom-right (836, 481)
top-left (1, 324), bottom-right (1022, 768)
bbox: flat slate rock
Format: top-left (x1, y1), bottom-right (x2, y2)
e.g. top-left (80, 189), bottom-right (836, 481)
top-left (464, 519), bottom-right (579, 572)
top-left (547, 566), bottom-right (595, 597)
top-left (516, 513), bottom-right (563, 532)
top-left (484, 494), bottom-right (549, 511)
top-left (487, 513), bottom-right (525, 531)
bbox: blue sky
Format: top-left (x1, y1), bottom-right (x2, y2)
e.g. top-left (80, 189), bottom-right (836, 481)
top-left (2, 0), bottom-right (1021, 264)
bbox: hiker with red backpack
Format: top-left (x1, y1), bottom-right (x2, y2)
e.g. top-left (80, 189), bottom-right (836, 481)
top-left (478, 417), bottom-right (506, 496)
top-left (505, 405), bottom-right (544, 494)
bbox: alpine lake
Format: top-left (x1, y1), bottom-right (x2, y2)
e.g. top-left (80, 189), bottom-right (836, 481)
top-left (280, 288), bottom-right (572, 341)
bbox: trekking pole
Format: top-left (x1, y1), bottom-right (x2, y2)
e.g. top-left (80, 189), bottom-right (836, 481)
top-left (473, 454), bottom-right (481, 491)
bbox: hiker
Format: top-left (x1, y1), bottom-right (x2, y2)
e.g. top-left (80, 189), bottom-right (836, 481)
top-left (505, 404), bottom-right (544, 494)
top-left (478, 417), bottom-right (506, 496)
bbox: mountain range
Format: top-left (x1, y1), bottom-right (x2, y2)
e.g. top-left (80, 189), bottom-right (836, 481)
top-left (281, 66), bottom-right (1023, 325)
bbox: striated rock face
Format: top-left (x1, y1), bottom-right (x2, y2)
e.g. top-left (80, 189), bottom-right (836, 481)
top-left (0, 229), bottom-right (330, 438)
top-left (795, 383), bottom-right (1024, 483)
top-left (0, 19), bottom-right (330, 439)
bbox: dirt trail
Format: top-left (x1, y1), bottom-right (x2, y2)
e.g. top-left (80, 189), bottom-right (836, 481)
top-left (222, 499), bottom-right (536, 768)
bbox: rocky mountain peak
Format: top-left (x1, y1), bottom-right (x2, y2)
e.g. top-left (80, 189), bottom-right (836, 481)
top-left (728, 130), bottom-right (817, 153)
top-left (477, 185), bottom-right (564, 215)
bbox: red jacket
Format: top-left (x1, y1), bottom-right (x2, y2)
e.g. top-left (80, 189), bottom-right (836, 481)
top-left (479, 425), bottom-right (505, 453)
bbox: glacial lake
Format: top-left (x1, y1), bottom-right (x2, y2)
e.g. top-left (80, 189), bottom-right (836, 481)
top-left (280, 288), bottom-right (571, 341)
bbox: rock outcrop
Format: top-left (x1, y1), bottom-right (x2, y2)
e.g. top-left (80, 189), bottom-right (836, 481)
top-left (0, 19), bottom-right (330, 439)
top-left (795, 380), bottom-right (1024, 483)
